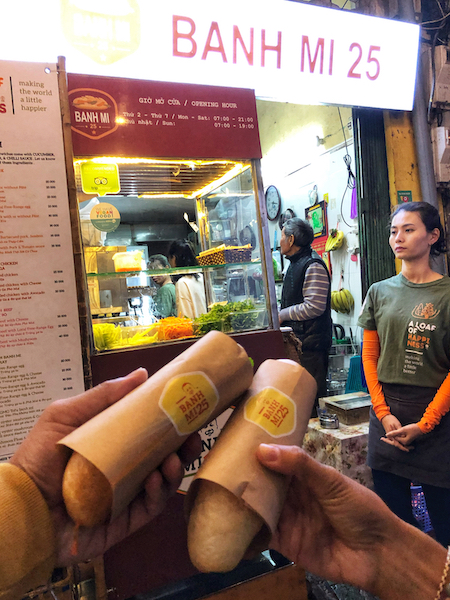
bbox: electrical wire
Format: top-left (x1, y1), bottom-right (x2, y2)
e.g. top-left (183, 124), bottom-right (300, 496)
top-left (422, 3), bottom-right (450, 35)
top-left (427, 28), bottom-right (440, 124)
top-left (337, 107), bottom-right (349, 155)
top-left (337, 108), bottom-right (356, 228)
top-left (436, 0), bottom-right (446, 18)
top-left (423, 15), bottom-right (450, 26)
top-left (417, 0), bottom-right (450, 123)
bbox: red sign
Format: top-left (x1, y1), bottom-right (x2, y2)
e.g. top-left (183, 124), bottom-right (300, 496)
top-left (311, 236), bottom-right (331, 273)
top-left (68, 74), bottom-right (261, 159)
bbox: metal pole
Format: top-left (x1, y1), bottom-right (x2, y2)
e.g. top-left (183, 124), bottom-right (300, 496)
top-left (397, 1), bottom-right (446, 274)
top-left (252, 159), bottom-right (278, 329)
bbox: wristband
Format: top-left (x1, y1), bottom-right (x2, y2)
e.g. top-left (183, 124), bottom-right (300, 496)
top-left (435, 546), bottom-right (450, 600)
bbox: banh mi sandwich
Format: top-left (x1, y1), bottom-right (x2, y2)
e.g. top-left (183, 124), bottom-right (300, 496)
top-left (186, 359), bottom-right (317, 572)
top-left (61, 331), bottom-right (253, 527)
top-left (72, 95), bottom-right (110, 110)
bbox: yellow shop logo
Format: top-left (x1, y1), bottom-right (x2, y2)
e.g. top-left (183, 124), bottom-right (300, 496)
top-left (159, 373), bottom-right (219, 436)
top-left (61, 0), bottom-right (141, 65)
top-left (244, 387), bottom-right (296, 438)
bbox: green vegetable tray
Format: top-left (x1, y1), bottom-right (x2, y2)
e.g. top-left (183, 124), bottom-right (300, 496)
top-left (229, 309), bottom-right (266, 332)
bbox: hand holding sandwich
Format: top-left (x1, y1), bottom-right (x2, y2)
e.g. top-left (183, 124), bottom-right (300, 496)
top-left (257, 444), bottom-right (448, 600)
top-left (10, 368), bottom-right (201, 566)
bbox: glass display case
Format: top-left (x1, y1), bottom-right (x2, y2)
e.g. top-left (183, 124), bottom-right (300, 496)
top-left (67, 73), bottom-right (286, 600)
top-left (76, 157), bottom-right (273, 353)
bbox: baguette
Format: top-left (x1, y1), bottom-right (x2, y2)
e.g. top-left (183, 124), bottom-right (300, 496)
top-left (62, 452), bottom-right (112, 527)
top-left (60, 331), bottom-right (253, 527)
top-left (187, 480), bottom-right (263, 572)
top-left (186, 359), bottom-right (317, 573)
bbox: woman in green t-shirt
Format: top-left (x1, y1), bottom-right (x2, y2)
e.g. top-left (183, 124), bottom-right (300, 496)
top-left (358, 202), bottom-right (450, 547)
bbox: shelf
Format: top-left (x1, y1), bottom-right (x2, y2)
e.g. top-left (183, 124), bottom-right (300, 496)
top-left (86, 260), bottom-right (261, 279)
top-left (331, 344), bottom-right (355, 348)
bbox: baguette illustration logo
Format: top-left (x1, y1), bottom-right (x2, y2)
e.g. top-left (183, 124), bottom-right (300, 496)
top-left (160, 373), bottom-right (219, 436)
top-left (61, 0), bottom-right (141, 65)
top-left (69, 87), bottom-right (119, 140)
top-left (244, 387), bottom-right (296, 437)
top-left (411, 303), bottom-right (440, 319)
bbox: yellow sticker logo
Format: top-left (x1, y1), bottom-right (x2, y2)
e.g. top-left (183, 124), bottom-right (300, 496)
top-left (159, 372), bottom-right (219, 436)
top-left (244, 387), bottom-right (296, 438)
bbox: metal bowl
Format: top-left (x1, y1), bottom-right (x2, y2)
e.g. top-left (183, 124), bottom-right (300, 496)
top-left (319, 413), bottom-right (340, 429)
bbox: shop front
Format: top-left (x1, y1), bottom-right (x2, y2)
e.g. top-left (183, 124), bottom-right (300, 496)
top-left (0, 2), bottom-right (423, 599)
top-left (68, 73), bottom-right (278, 363)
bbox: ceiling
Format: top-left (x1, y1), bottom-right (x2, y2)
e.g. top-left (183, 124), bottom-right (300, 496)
top-left (75, 159), bottom-right (241, 197)
top-left (88, 195), bottom-right (195, 224)
top-left (75, 159), bottom-right (245, 225)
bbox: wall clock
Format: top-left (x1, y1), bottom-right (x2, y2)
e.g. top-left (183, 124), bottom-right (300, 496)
top-left (278, 207), bottom-right (296, 230)
top-left (308, 184), bottom-right (319, 206)
top-left (265, 185), bottom-right (282, 221)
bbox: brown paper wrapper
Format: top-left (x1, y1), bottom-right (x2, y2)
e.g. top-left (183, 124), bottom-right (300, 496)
top-left (60, 331), bottom-right (253, 520)
top-left (186, 358), bottom-right (317, 551)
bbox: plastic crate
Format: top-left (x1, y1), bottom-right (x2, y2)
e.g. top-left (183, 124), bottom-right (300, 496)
top-left (411, 484), bottom-right (433, 533)
top-left (197, 245), bottom-right (251, 266)
top-left (197, 248), bottom-right (225, 266)
top-left (223, 247), bottom-right (252, 263)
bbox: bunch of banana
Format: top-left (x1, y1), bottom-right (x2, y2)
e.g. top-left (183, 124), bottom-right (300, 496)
top-left (325, 229), bottom-right (345, 251)
top-left (331, 288), bottom-right (354, 314)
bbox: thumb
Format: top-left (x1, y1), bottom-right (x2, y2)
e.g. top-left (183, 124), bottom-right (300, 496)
top-left (385, 428), bottom-right (404, 438)
top-left (257, 443), bottom-right (360, 502)
top-left (257, 444), bottom-right (327, 480)
top-left (53, 367), bottom-right (149, 426)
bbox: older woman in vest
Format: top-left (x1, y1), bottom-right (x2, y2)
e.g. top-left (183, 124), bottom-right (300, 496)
top-left (279, 217), bottom-right (332, 412)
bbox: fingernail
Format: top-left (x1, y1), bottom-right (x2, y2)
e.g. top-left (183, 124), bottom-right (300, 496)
top-left (259, 444), bottom-right (280, 462)
top-left (132, 367), bottom-right (148, 376)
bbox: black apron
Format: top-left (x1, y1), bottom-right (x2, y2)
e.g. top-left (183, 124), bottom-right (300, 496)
top-left (368, 383), bottom-right (450, 488)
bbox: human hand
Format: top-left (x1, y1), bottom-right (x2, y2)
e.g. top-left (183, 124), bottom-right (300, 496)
top-left (256, 444), bottom-right (447, 600)
top-left (380, 414), bottom-right (401, 433)
top-left (385, 423), bottom-right (422, 448)
top-left (11, 368), bottom-right (201, 566)
top-left (380, 415), bottom-right (413, 451)
top-left (256, 444), bottom-right (400, 596)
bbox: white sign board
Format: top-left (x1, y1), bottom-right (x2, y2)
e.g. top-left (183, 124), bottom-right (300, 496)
top-left (0, 0), bottom-right (420, 110)
top-left (0, 60), bottom-right (85, 461)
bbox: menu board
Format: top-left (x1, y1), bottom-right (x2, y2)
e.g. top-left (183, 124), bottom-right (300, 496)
top-left (0, 60), bottom-right (84, 461)
top-left (68, 73), bottom-right (262, 159)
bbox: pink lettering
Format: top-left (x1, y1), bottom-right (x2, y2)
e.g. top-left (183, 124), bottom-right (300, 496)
top-left (201, 22), bottom-right (228, 62)
top-left (301, 36), bottom-right (325, 74)
top-left (329, 39), bottom-right (334, 75)
top-left (173, 15), bottom-right (197, 58)
top-left (261, 30), bottom-right (282, 68)
top-left (233, 25), bottom-right (254, 65)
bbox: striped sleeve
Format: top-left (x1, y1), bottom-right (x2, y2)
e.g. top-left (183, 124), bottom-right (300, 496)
top-left (279, 262), bottom-right (329, 322)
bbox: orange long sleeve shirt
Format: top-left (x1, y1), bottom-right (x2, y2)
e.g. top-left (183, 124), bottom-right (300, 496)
top-left (362, 329), bottom-right (450, 433)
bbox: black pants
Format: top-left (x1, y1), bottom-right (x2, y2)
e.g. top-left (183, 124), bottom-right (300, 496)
top-left (298, 349), bottom-right (329, 416)
top-left (372, 468), bottom-right (450, 547)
